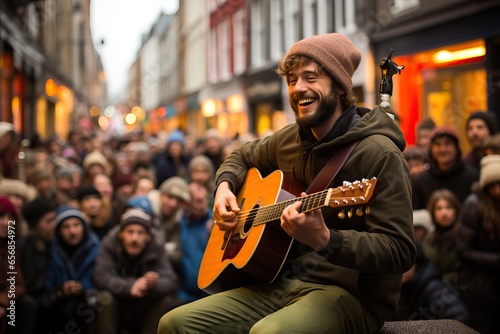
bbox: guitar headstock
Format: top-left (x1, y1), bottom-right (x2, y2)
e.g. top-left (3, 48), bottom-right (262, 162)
top-left (326, 178), bottom-right (379, 218)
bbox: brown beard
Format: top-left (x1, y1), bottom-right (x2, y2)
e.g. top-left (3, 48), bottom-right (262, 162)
top-left (291, 85), bottom-right (338, 130)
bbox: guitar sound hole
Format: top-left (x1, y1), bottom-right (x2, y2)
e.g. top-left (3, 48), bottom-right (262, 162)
top-left (242, 204), bottom-right (259, 234)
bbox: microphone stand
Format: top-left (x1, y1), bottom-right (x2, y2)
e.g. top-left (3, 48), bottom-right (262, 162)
top-left (379, 49), bottom-right (404, 110)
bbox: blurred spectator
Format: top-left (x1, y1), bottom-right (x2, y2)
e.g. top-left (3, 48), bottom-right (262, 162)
top-left (201, 128), bottom-right (225, 171)
top-left (483, 133), bottom-right (500, 156)
top-left (131, 172), bottom-right (156, 197)
top-left (463, 111), bottom-right (499, 171)
top-left (391, 242), bottom-right (469, 323)
top-left (44, 206), bottom-right (100, 333)
top-left (77, 186), bottom-right (108, 239)
top-left (0, 122), bottom-right (18, 179)
top-left (92, 173), bottom-right (128, 238)
top-left (412, 126), bottom-right (479, 209)
top-left (188, 154), bottom-right (215, 208)
top-left (177, 183), bottom-right (213, 302)
top-left (55, 166), bottom-right (79, 204)
top-left (19, 198), bottom-right (56, 332)
top-left (94, 208), bottom-right (179, 334)
top-left (457, 154), bottom-right (500, 334)
top-left (155, 177), bottom-right (191, 275)
top-left (112, 173), bottom-right (134, 201)
top-left (0, 178), bottom-right (32, 235)
top-left (403, 146), bottom-right (430, 182)
top-left (30, 164), bottom-right (71, 207)
top-left (412, 209), bottom-right (433, 242)
top-left (0, 196), bottom-right (37, 334)
top-left (153, 130), bottom-right (191, 186)
top-left (422, 189), bottom-right (462, 284)
top-left (82, 150), bottom-right (108, 186)
top-left (414, 118), bottom-right (436, 152)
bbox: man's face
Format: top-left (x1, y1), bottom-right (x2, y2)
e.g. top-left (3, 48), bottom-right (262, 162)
top-left (35, 178), bottom-right (53, 196)
top-left (187, 183), bottom-right (208, 219)
top-left (431, 136), bottom-right (458, 169)
top-left (58, 217), bottom-right (84, 246)
top-left (119, 224), bottom-right (151, 256)
top-left (80, 195), bottom-right (103, 218)
top-left (160, 193), bottom-right (181, 217)
top-left (134, 178), bottom-right (155, 196)
top-left (35, 211), bottom-right (56, 242)
top-left (287, 62), bottom-right (338, 129)
top-left (93, 174), bottom-right (113, 201)
top-left (467, 118), bottom-right (490, 150)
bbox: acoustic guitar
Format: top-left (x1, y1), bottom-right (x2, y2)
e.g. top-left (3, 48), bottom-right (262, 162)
top-left (198, 167), bottom-right (379, 294)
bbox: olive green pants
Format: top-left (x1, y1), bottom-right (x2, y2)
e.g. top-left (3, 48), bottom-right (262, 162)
top-left (158, 279), bottom-right (382, 334)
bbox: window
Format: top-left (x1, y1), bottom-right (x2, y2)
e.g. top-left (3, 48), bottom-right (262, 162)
top-left (233, 9), bottom-right (246, 74)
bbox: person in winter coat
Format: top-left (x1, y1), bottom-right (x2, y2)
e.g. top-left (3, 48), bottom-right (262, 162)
top-left (457, 154), bottom-right (500, 334)
top-left (0, 196), bottom-right (37, 334)
top-left (44, 205), bottom-right (100, 333)
top-left (177, 182), bottom-right (213, 302)
top-left (422, 189), bottom-right (462, 284)
top-left (18, 197), bottom-right (56, 333)
top-left (94, 208), bottom-right (179, 334)
top-left (392, 243), bottom-right (470, 323)
top-left (412, 126), bottom-right (479, 209)
top-left (159, 32), bottom-right (415, 334)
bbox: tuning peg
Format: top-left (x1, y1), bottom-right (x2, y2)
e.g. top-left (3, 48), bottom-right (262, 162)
top-left (356, 207), bottom-right (363, 216)
top-left (338, 210), bottom-right (345, 219)
top-left (348, 208), bottom-right (353, 218)
top-left (365, 206), bottom-right (371, 215)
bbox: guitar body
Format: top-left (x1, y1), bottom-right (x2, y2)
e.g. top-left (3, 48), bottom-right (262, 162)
top-left (198, 168), bottom-right (295, 294)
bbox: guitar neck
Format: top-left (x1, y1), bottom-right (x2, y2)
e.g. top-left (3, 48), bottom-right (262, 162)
top-left (240, 177), bottom-right (377, 227)
top-left (250, 189), bottom-right (331, 226)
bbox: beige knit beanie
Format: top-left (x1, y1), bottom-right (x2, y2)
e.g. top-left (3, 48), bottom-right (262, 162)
top-left (479, 154), bottom-right (500, 189)
top-left (283, 33), bottom-right (361, 92)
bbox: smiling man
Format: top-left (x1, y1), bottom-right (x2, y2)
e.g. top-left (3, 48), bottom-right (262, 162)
top-left (412, 126), bottom-right (479, 209)
top-left (93, 208), bottom-right (179, 334)
top-left (159, 33), bottom-right (415, 334)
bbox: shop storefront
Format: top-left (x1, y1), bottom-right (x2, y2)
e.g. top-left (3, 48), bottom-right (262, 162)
top-left (372, 0), bottom-right (500, 151)
top-left (199, 79), bottom-right (249, 140)
top-left (243, 68), bottom-right (286, 137)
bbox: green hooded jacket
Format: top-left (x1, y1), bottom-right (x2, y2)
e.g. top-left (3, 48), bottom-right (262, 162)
top-left (215, 105), bottom-right (415, 321)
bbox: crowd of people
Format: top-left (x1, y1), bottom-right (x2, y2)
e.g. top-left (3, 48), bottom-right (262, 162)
top-left (400, 111), bottom-right (500, 334)
top-left (0, 32), bottom-right (499, 334)
top-left (0, 123), bottom-right (234, 333)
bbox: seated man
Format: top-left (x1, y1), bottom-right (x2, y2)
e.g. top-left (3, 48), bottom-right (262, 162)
top-left (94, 208), bottom-right (179, 334)
top-left (44, 205), bottom-right (101, 333)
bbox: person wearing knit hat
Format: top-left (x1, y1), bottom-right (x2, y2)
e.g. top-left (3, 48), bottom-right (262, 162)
top-left (457, 154), bottom-right (500, 333)
top-left (82, 150), bottom-right (108, 185)
top-left (464, 111), bottom-right (500, 171)
top-left (412, 125), bottom-right (479, 209)
top-left (159, 33), bottom-right (414, 334)
top-left (479, 154), bottom-right (500, 190)
top-left (93, 206), bottom-right (178, 333)
top-left (119, 207), bottom-right (154, 233)
top-left (45, 204), bottom-right (100, 332)
top-left (77, 185), bottom-right (102, 202)
top-left (0, 178), bottom-right (31, 208)
top-left (159, 176), bottom-right (191, 203)
top-left (188, 154), bottom-right (215, 208)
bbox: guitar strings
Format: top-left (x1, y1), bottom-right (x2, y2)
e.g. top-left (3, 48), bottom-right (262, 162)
top-left (235, 190), bottom-right (331, 225)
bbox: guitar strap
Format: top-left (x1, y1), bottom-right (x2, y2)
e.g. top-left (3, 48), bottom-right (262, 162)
top-left (306, 141), bottom-right (360, 194)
